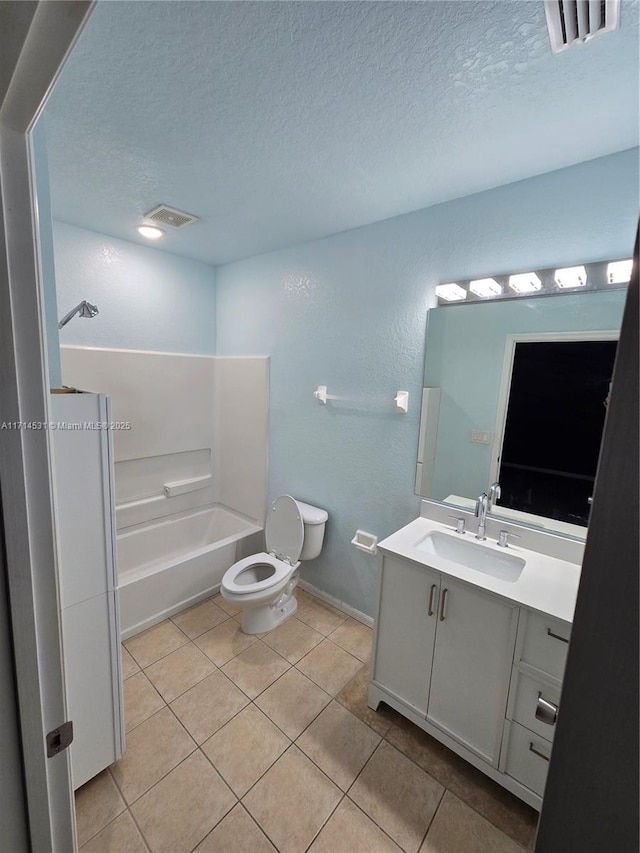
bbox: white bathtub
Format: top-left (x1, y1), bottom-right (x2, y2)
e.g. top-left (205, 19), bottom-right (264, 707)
top-left (117, 506), bottom-right (263, 639)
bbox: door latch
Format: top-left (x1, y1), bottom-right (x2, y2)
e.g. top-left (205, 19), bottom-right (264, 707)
top-left (46, 720), bottom-right (73, 758)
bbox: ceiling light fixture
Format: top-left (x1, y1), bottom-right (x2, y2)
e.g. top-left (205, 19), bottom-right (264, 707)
top-left (137, 224), bottom-right (165, 240)
top-left (554, 265), bottom-right (587, 289)
top-left (435, 283), bottom-right (467, 302)
top-left (469, 278), bottom-right (502, 298)
top-left (607, 259), bottom-right (633, 285)
top-left (508, 272), bottom-right (542, 294)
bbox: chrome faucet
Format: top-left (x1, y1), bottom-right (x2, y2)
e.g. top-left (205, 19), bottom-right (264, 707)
top-left (475, 492), bottom-right (489, 541)
top-left (488, 481), bottom-right (501, 509)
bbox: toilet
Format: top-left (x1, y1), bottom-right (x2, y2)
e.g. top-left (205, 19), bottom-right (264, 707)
top-left (221, 495), bottom-right (328, 634)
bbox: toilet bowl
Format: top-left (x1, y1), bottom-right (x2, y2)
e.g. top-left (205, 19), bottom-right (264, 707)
top-left (221, 495), bottom-right (328, 634)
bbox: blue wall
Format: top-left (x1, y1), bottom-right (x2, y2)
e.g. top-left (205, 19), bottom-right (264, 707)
top-left (215, 149), bottom-right (639, 617)
top-left (53, 222), bottom-right (217, 354)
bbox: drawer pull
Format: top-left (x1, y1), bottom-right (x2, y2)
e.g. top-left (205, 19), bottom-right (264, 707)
top-left (529, 742), bottom-right (550, 762)
top-left (546, 628), bottom-right (569, 644)
top-left (535, 693), bottom-right (559, 726)
top-left (428, 584), bottom-right (437, 617)
top-left (439, 588), bottom-right (448, 622)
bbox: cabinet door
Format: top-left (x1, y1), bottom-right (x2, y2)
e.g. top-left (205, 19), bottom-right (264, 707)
top-left (372, 555), bottom-right (440, 715)
top-left (427, 577), bottom-right (518, 766)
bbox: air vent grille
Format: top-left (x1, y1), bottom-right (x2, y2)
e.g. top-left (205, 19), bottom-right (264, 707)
top-left (144, 204), bottom-right (199, 229)
top-left (544, 0), bottom-right (620, 53)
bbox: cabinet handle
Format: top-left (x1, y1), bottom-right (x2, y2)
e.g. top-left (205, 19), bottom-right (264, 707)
top-left (428, 584), bottom-right (437, 616)
top-left (529, 742), bottom-right (550, 762)
top-left (439, 588), bottom-right (448, 622)
top-left (535, 693), bottom-right (559, 726)
top-left (546, 628), bottom-right (569, 644)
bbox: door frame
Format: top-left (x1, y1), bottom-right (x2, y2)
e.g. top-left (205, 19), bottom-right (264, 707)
top-left (0, 2), bottom-right (94, 849)
top-left (488, 329), bottom-right (619, 487)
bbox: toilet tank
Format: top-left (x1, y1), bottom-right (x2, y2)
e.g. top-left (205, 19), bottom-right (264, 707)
top-left (296, 500), bottom-right (328, 560)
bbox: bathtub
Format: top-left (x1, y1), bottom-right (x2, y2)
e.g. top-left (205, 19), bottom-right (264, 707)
top-left (117, 505), bottom-right (263, 639)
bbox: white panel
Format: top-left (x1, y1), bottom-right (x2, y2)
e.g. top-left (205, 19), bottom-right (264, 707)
top-left (51, 393), bottom-right (114, 608)
top-left (372, 555), bottom-right (439, 714)
top-left (503, 720), bottom-right (551, 797)
top-left (508, 669), bottom-right (561, 743)
top-left (215, 357), bottom-right (269, 524)
top-left (62, 592), bottom-right (122, 789)
top-left (427, 578), bottom-right (518, 766)
top-left (60, 346), bottom-right (216, 465)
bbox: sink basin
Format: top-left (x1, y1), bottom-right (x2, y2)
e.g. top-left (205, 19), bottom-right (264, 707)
top-left (416, 531), bottom-right (525, 582)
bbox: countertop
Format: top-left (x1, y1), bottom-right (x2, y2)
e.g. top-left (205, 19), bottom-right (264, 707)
top-left (378, 516), bottom-right (581, 624)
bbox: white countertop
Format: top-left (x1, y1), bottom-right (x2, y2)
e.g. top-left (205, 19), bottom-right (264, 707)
top-left (378, 516), bottom-right (581, 625)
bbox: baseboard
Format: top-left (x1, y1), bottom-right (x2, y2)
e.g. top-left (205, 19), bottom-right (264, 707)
top-left (297, 579), bottom-right (374, 628)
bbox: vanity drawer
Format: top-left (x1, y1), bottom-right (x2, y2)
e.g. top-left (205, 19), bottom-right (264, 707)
top-left (502, 720), bottom-right (552, 798)
top-left (517, 610), bottom-right (571, 680)
top-left (508, 669), bottom-right (561, 742)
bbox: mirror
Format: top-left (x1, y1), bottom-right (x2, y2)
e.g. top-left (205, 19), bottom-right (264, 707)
top-left (416, 285), bottom-right (627, 538)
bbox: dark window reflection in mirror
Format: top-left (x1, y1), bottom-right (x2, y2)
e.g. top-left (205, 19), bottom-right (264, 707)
top-left (498, 340), bottom-right (617, 526)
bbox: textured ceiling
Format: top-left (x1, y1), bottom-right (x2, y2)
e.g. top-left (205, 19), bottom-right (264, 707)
top-left (44, 0), bottom-right (640, 265)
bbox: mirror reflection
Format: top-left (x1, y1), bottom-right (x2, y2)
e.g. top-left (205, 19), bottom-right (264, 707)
top-left (417, 288), bottom-right (626, 538)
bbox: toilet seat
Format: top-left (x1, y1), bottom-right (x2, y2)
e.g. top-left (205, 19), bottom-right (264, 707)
top-left (222, 551), bottom-right (297, 596)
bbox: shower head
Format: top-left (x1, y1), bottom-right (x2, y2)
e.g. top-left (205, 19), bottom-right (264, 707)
top-left (58, 300), bottom-right (99, 329)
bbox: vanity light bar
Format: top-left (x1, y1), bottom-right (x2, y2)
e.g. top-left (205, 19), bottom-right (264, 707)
top-left (435, 283), bottom-right (467, 302)
top-left (554, 265), bottom-right (587, 289)
top-left (435, 257), bottom-right (632, 305)
top-left (607, 259), bottom-right (633, 284)
top-left (469, 278), bottom-right (502, 298)
top-left (508, 272), bottom-right (542, 294)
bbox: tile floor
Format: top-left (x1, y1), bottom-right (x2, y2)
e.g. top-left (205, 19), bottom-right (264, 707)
top-left (75, 589), bottom-right (539, 853)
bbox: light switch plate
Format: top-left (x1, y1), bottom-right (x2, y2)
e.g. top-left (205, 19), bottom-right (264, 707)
top-left (471, 430), bottom-right (490, 444)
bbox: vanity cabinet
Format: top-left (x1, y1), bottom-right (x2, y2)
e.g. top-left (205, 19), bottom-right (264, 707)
top-left (369, 551), bottom-right (570, 810)
top-left (372, 555), bottom-right (518, 766)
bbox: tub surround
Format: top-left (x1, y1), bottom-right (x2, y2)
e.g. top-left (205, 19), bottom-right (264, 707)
top-left (60, 346), bottom-right (269, 636)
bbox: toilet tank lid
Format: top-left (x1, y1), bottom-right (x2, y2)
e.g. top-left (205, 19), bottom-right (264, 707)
top-left (295, 500), bottom-right (328, 525)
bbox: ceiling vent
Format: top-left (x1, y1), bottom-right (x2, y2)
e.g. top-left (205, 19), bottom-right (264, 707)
top-left (544, 0), bottom-right (620, 53)
top-left (143, 204), bottom-right (199, 229)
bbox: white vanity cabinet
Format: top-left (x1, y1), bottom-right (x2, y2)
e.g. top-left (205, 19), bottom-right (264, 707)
top-left (369, 546), bottom-right (572, 810)
top-left (371, 555), bottom-right (518, 767)
top-left (50, 391), bottom-right (124, 789)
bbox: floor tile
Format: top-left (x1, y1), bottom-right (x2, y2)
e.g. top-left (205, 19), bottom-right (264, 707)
top-left (79, 810), bottom-right (148, 853)
top-left (202, 704), bottom-right (289, 797)
top-left (194, 618), bottom-right (258, 667)
top-left (211, 592), bottom-right (242, 616)
top-left (171, 599), bottom-right (228, 639)
top-left (243, 746), bottom-right (342, 853)
top-left (309, 797), bottom-right (402, 853)
top-left (194, 804), bottom-right (276, 853)
top-left (121, 646), bottom-right (140, 680)
top-left (124, 621), bottom-right (189, 669)
top-left (336, 665), bottom-right (398, 736)
top-left (297, 598), bottom-right (347, 635)
top-left (123, 672), bottom-right (165, 733)
top-left (350, 740), bottom-right (444, 852)
top-left (145, 643), bottom-right (215, 703)
top-left (329, 617), bottom-right (373, 662)
top-left (296, 701), bottom-right (380, 791)
top-left (262, 616), bottom-right (323, 663)
top-left (386, 717), bottom-right (537, 850)
top-left (74, 769), bottom-right (125, 847)
top-left (170, 670), bottom-right (249, 744)
top-left (221, 641), bottom-right (290, 699)
top-left (255, 668), bottom-right (331, 739)
top-left (293, 588), bottom-right (314, 610)
top-left (420, 791), bottom-right (524, 853)
top-left (131, 751), bottom-right (236, 853)
top-left (110, 707), bottom-right (195, 804)
top-left (297, 638), bottom-right (363, 696)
